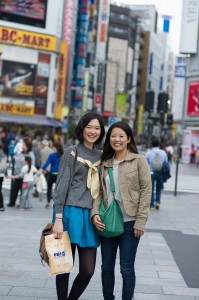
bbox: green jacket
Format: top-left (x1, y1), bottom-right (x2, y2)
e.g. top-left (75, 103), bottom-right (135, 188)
top-left (91, 151), bottom-right (152, 231)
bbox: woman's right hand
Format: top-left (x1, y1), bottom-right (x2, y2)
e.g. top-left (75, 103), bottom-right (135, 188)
top-left (53, 218), bottom-right (63, 239)
top-left (93, 215), bottom-right (105, 231)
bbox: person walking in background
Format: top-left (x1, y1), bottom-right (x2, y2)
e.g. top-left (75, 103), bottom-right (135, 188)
top-left (195, 147), bottom-right (199, 168)
top-left (166, 143), bottom-right (174, 164)
top-left (145, 137), bottom-right (168, 210)
top-left (53, 112), bottom-right (105, 300)
top-left (32, 139), bottom-right (41, 169)
top-left (40, 140), bottom-right (53, 173)
top-left (42, 142), bottom-right (64, 208)
top-left (7, 156), bottom-right (37, 210)
top-left (7, 140), bottom-right (35, 207)
top-left (92, 121), bottom-right (151, 300)
top-left (8, 137), bottom-right (16, 168)
top-left (0, 141), bottom-right (7, 211)
top-left (190, 144), bottom-right (196, 164)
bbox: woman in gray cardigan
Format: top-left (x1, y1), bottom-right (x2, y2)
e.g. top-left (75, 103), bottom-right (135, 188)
top-left (53, 112), bottom-right (105, 300)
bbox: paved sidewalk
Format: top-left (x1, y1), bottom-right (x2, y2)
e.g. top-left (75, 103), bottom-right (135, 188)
top-left (0, 191), bottom-right (199, 299)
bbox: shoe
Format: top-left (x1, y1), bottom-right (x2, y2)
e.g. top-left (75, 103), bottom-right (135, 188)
top-left (156, 203), bottom-right (160, 210)
top-left (7, 204), bottom-right (15, 207)
top-left (26, 207), bottom-right (32, 211)
top-left (150, 207), bottom-right (155, 211)
top-left (45, 203), bottom-right (51, 208)
top-left (0, 207), bottom-right (5, 211)
top-left (19, 208), bottom-right (25, 211)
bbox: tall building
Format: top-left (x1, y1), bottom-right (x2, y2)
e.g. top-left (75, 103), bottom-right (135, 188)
top-left (102, 4), bottom-right (137, 120)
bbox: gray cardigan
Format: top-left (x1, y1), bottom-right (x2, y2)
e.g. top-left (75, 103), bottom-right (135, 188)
top-left (53, 143), bottom-right (101, 214)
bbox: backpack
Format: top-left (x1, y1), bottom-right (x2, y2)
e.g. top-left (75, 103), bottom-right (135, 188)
top-left (0, 151), bottom-right (7, 174)
top-left (151, 152), bottom-right (163, 171)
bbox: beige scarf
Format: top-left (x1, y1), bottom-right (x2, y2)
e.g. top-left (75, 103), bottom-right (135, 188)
top-left (71, 150), bottom-right (101, 199)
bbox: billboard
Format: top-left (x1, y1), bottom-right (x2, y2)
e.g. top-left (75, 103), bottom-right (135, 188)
top-left (0, 26), bottom-right (57, 51)
top-left (54, 40), bottom-right (68, 119)
top-left (34, 52), bottom-right (50, 115)
top-left (0, 0), bottom-right (47, 28)
top-left (172, 56), bottom-right (186, 120)
top-left (180, 0), bottom-right (199, 54)
top-left (1, 60), bottom-right (36, 99)
top-left (116, 92), bottom-right (127, 118)
top-left (187, 80), bottom-right (199, 115)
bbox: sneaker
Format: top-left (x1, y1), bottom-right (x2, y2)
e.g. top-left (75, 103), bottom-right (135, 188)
top-left (19, 208), bottom-right (25, 211)
top-left (0, 207), bottom-right (5, 211)
top-left (156, 203), bottom-right (160, 210)
top-left (26, 207), bottom-right (32, 211)
top-left (150, 207), bottom-right (155, 211)
top-left (45, 203), bottom-right (51, 208)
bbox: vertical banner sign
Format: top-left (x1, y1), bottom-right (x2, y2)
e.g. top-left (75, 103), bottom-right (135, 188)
top-left (116, 92), bottom-right (127, 118)
top-left (54, 40), bottom-right (68, 120)
top-left (35, 53), bottom-right (50, 115)
top-left (180, 0), bottom-right (199, 53)
top-left (187, 80), bottom-right (199, 115)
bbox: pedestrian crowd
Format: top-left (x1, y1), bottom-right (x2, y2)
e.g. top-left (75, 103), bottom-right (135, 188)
top-left (0, 132), bottom-right (65, 212)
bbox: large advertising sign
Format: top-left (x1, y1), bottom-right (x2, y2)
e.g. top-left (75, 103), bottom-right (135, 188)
top-left (180, 0), bottom-right (199, 54)
top-left (116, 92), bottom-right (127, 118)
top-left (187, 80), bottom-right (199, 115)
top-left (172, 56), bottom-right (186, 120)
top-left (0, 26), bottom-right (57, 51)
top-left (0, 0), bottom-right (47, 28)
top-left (1, 60), bottom-right (36, 99)
top-left (0, 102), bottom-right (34, 115)
top-left (54, 40), bottom-right (68, 120)
top-left (34, 52), bottom-right (50, 115)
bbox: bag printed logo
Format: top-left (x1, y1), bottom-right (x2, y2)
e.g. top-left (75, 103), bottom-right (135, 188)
top-left (151, 152), bottom-right (163, 171)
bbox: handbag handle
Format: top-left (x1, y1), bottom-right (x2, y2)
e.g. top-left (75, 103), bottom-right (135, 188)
top-left (107, 167), bottom-right (115, 196)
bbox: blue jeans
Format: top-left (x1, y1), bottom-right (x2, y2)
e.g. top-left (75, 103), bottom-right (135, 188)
top-left (20, 181), bottom-right (34, 208)
top-left (151, 172), bottom-right (163, 207)
top-left (100, 221), bottom-right (140, 300)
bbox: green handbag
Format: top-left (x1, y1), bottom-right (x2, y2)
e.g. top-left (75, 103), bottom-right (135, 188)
top-left (96, 167), bottom-right (124, 238)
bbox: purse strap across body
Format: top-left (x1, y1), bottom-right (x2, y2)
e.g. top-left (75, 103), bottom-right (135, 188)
top-left (107, 167), bottom-right (116, 199)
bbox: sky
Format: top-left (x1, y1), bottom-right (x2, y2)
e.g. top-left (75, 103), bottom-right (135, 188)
top-left (114, 0), bottom-right (183, 54)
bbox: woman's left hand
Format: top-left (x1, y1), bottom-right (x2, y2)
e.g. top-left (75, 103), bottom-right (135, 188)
top-left (134, 228), bottom-right (144, 238)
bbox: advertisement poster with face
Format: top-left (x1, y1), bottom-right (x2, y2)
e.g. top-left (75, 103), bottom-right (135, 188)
top-left (1, 60), bottom-right (36, 99)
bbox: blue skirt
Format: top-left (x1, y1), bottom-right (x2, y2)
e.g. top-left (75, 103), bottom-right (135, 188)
top-left (53, 206), bottom-right (100, 248)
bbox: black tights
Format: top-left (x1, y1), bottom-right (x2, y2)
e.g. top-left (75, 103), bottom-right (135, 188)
top-left (56, 244), bottom-right (97, 300)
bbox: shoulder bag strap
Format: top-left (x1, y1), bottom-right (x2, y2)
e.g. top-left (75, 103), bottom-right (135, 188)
top-left (107, 167), bottom-right (115, 197)
top-left (64, 147), bottom-right (77, 206)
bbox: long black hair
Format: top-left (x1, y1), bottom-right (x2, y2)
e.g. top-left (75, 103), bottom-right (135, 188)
top-left (53, 142), bottom-right (64, 157)
top-left (75, 112), bottom-right (105, 145)
top-left (24, 156), bottom-right (32, 173)
top-left (101, 121), bottom-right (138, 162)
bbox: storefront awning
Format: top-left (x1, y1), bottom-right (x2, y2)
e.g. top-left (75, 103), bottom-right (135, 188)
top-left (0, 114), bottom-right (62, 128)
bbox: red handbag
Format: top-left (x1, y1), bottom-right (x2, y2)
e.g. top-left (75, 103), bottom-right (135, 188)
top-left (22, 181), bottom-right (28, 189)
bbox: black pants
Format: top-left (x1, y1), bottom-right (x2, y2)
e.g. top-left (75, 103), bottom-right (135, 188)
top-left (56, 244), bottom-right (97, 300)
top-left (8, 178), bottom-right (23, 206)
top-left (47, 174), bottom-right (57, 203)
top-left (0, 177), bottom-right (4, 208)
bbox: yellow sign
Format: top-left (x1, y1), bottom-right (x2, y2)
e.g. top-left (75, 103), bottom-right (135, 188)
top-left (0, 26), bottom-right (57, 51)
top-left (54, 40), bottom-right (68, 119)
top-left (137, 105), bottom-right (144, 135)
top-left (0, 103), bottom-right (34, 115)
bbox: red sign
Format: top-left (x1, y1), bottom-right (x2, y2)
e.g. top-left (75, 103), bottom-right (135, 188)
top-left (187, 80), bottom-right (199, 115)
top-left (95, 94), bottom-right (102, 104)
